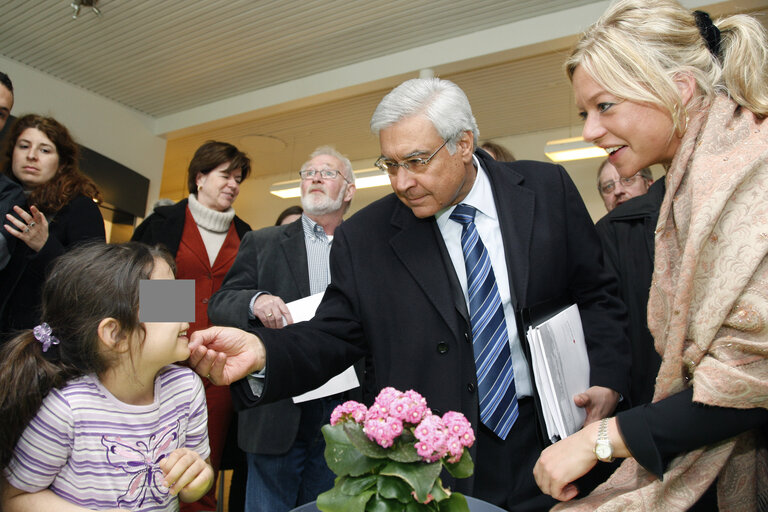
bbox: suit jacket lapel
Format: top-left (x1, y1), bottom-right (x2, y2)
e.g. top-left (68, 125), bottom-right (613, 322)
top-left (388, 202), bottom-right (466, 331)
top-left (280, 220), bottom-right (311, 297)
top-left (481, 153), bottom-right (534, 308)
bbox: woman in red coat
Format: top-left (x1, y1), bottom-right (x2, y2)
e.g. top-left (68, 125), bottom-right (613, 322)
top-left (133, 141), bottom-right (251, 512)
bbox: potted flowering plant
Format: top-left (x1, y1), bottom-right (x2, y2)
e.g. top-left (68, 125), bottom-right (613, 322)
top-left (318, 387), bottom-right (475, 511)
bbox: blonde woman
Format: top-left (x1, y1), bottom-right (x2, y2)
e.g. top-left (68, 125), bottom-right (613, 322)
top-left (534, 1), bottom-right (768, 510)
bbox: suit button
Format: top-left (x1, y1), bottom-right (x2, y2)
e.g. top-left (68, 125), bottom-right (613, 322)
top-left (464, 332), bottom-right (470, 343)
top-left (436, 342), bottom-right (449, 354)
top-left (201, 297), bottom-right (208, 304)
top-left (467, 383), bottom-right (475, 392)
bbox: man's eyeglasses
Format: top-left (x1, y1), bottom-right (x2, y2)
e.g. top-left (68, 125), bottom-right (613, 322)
top-left (299, 168), bottom-right (350, 182)
top-left (374, 140), bottom-right (448, 176)
top-left (599, 174), bottom-right (644, 195)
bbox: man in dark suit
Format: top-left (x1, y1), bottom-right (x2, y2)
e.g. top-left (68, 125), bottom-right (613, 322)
top-left (207, 146), bottom-right (356, 512)
top-left (191, 78), bottom-right (630, 512)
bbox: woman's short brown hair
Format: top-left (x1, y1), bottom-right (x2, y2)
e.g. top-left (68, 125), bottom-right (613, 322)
top-left (187, 141), bottom-right (251, 195)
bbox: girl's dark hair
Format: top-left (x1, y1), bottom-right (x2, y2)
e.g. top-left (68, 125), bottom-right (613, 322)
top-left (187, 140), bottom-right (251, 195)
top-left (0, 241), bottom-right (175, 469)
top-left (1, 114), bottom-right (101, 214)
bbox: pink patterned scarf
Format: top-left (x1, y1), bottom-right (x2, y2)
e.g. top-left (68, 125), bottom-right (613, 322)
top-left (555, 96), bottom-right (768, 511)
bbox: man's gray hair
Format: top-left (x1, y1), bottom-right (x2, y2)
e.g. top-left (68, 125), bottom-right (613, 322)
top-left (302, 145), bottom-right (355, 185)
top-left (370, 78), bottom-right (479, 153)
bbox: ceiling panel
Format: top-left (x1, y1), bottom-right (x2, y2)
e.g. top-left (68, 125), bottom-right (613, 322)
top-left (0, 0), bottom-right (596, 116)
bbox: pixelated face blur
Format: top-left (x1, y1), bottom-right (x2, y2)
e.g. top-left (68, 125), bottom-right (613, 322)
top-left (196, 161), bottom-right (242, 211)
top-left (378, 115), bottom-right (475, 218)
top-left (300, 154), bottom-right (354, 216)
top-left (0, 84), bottom-right (12, 131)
top-left (573, 66), bottom-right (679, 178)
top-left (598, 161), bottom-right (651, 211)
top-left (136, 258), bottom-right (190, 370)
top-left (12, 128), bottom-right (60, 188)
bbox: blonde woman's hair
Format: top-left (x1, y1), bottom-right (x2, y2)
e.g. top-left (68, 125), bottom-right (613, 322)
top-left (566, 0), bottom-right (768, 133)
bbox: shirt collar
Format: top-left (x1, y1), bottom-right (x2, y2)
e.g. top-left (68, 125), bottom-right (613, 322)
top-left (436, 155), bottom-right (497, 229)
top-left (301, 214), bottom-right (330, 241)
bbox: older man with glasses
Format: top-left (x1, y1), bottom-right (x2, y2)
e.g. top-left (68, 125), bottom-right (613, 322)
top-left (194, 78), bottom-right (630, 512)
top-left (208, 145), bottom-right (356, 512)
top-left (597, 159), bottom-right (653, 212)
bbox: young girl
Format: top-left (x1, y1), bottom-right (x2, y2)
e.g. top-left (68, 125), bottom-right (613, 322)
top-left (0, 242), bottom-right (213, 511)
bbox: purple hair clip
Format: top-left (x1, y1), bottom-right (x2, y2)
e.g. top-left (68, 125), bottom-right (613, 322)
top-left (33, 322), bottom-right (60, 352)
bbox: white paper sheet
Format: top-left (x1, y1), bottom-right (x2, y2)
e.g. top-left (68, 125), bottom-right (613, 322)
top-left (286, 292), bottom-right (360, 403)
top-left (526, 304), bottom-right (589, 441)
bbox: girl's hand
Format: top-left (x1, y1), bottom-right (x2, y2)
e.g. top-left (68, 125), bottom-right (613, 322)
top-left (4, 205), bottom-right (49, 252)
top-left (158, 449), bottom-right (213, 503)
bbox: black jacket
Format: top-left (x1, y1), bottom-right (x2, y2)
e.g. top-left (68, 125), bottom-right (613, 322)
top-left (595, 177), bottom-right (665, 406)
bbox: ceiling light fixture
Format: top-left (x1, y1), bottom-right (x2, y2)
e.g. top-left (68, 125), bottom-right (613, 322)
top-left (71, 0), bottom-right (101, 19)
top-left (544, 137), bottom-right (607, 163)
top-left (269, 167), bottom-right (390, 199)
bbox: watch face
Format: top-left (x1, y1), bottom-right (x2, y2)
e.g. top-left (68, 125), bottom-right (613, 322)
top-left (596, 443), bottom-right (612, 460)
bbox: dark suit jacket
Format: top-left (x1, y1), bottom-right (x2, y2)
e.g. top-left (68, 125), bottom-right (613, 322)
top-left (234, 152), bottom-right (630, 494)
top-left (595, 177), bottom-right (666, 406)
top-left (208, 218), bottom-right (311, 454)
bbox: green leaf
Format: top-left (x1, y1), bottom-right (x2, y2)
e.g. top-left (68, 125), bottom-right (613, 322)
top-left (340, 474), bottom-right (378, 495)
top-left (380, 460), bottom-right (442, 503)
top-left (377, 474), bottom-right (413, 503)
top-left (405, 502), bottom-right (433, 512)
top-left (344, 422), bottom-right (391, 459)
top-left (365, 494), bottom-right (408, 512)
top-left (387, 430), bottom-right (421, 463)
top-left (427, 478), bottom-right (450, 503)
top-left (317, 484), bottom-right (374, 512)
top-left (323, 424), bottom-right (385, 477)
top-left (436, 492), bottom-right (470, 512)
top-left (444, 451), bottom-right (474, 479)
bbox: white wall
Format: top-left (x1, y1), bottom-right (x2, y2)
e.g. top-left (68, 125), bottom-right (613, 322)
top-left (0, 55), bottom-right (167, 213)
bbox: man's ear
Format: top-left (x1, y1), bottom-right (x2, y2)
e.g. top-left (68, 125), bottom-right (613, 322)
top-left (458, 130), bottom-right (474, 162)
top-left (343, 183), bottom-right (356, 203)
top-left (97, 318), bottom-right (129, 353)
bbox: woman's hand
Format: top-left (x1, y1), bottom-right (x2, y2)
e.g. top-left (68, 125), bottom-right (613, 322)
top-left (533, 417), bottom-right (629, 501)
top-left (4, 205), bottom-right (49, 252)
top-left (158, 449), bottom-right (213, 503)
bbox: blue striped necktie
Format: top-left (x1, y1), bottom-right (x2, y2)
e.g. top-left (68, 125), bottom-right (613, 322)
top-left (450, 203), bottom-right (518, 439)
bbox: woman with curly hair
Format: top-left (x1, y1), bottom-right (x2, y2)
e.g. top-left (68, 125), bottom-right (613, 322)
top-left (1, 114), bottom-right (104, 341)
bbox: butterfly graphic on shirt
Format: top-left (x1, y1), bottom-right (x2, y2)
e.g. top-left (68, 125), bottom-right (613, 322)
top-left (101, 420), bottom-right (180, 508)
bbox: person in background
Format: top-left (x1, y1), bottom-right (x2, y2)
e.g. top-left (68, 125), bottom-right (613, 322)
top-left (209, 146), bottom-right (356, 512)
top-left (0, 72), bottom-right (24, 271)
top-left (275, 204), bottom-right (303, 226)
top-left (533, 2), bottom-right (768, 510)
top-left (189, 77), bottom-right (630, 512)
top-left (596, 159), bottom-right (653, 212)
top-left (0, 242), bottom-right (213, 511)
top-left (479, 140), bottom-right (515, 161)
top-left (0, 114), bottom-right (104, 341)
top-left (132, 140), bottom-right (251, 512)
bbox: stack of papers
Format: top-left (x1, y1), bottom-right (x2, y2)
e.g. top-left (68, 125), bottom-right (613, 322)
top-left (526, 304), bottom-right (589, 442)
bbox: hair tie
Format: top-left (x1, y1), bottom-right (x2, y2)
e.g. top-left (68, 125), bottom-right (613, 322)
top-left (694, 10), bottom-right (721, 58)
top-left (33, 322), bottom-right (61, 352)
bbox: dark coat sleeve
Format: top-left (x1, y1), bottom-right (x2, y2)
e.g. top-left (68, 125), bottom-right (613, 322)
top-left (618, 388), bottom-right (768, 478)
top-left (208, 231), bottom-right (269, 330)
top-left (0, 175), bottom-right (26, 269)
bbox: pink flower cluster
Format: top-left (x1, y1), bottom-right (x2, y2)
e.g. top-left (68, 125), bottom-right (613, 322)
top-left (415, 411), bottom-right (475, 463)
top-left (330, 387), bottom-right (474, 463)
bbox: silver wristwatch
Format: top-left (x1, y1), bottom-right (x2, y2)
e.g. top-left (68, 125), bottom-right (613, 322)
top-left (594, 418), bottom-right (614, 462)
